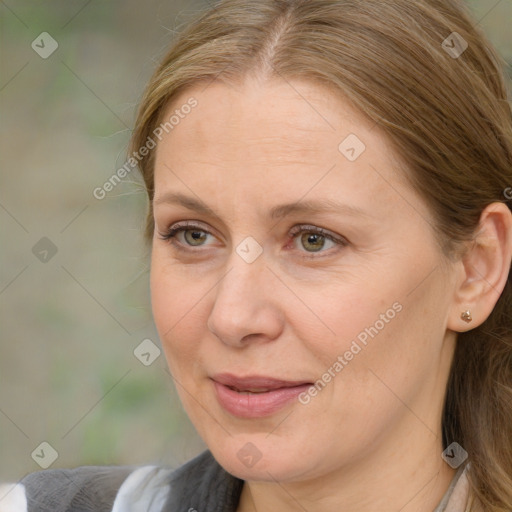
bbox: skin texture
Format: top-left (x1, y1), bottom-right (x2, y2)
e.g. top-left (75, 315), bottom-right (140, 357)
top-left (149, 77), bottom-right (511, 512)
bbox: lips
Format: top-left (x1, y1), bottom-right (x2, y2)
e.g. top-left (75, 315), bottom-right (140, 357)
top-left (211, 373), bottom-right (313, 418)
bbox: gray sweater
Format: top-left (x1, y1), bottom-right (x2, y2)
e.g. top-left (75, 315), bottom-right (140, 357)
top-left (0, 451), bottom-right (471, 511)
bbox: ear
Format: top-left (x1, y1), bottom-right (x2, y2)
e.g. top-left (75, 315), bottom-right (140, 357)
top-left (448, 202), bottom-right (512, 332)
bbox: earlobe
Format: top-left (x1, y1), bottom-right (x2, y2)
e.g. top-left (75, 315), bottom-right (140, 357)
top-left (460, 310), bottom-right (473, 324)
top-left (447, 202), bottom-right (512, 332)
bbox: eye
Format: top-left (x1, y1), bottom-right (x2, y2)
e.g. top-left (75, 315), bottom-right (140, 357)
top-left (158, 222), bottom-right (215, 248)
top-left (158, 222), bottom-right (348, 257)
top-left (288, 224), bottom-right (347, 255)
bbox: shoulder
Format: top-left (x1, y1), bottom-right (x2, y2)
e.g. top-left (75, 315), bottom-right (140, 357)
top-left (0, 451), bottom-right (243, 512)
top-left (163, 450), bottom-right (243, 511)
top-left (114, 451), bottom-right (243, 511)
top-left (435, 463), bottom-right (484, 512)
top-left (1, 464), bottom-right (138, 512)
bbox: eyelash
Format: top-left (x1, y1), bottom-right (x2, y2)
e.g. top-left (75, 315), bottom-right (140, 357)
top-left (157, 222), bottom-right (348, 258)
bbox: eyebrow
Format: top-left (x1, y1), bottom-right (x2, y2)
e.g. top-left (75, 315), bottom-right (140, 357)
top-left (153, 192), bottom-right (369, 220)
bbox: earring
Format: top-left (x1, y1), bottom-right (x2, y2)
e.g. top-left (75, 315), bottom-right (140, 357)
top-left (460, 310), bottom-right (472, 323)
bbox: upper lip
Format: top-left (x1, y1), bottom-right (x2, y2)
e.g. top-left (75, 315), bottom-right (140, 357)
top-left (211, 373), bottom-right (312, 391)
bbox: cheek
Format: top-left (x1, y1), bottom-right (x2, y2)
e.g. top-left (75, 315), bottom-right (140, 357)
top-left (319, 270), bottom-right (453, 421)
top-left (297, 277), bottom-right (403, 365)
top-left (306, 259), bottom-right (451, 395)
top-left (150, 256), bottom-right (206, 369)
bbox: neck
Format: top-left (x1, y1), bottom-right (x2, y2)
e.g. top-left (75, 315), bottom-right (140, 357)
top-left (237, 423), bottom-right (456, 512)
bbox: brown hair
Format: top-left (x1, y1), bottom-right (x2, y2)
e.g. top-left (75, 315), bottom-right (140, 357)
top-left (130, 0), bottom-right (512, 509)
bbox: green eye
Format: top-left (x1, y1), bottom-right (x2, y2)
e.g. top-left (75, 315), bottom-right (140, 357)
top-left (159, 224), bottom-right (213, 247)
top-left (300, 232), bottom-right (327, 252)
top-left (290, 224), bottom-right (345, 255)
top-left (159, 222), bottom-right (347, 258)
top-left (183, 229), bottom-right (208, 246)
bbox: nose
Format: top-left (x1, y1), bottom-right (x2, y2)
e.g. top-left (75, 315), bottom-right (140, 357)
top-left (206, 251), bottom-right (284, 347)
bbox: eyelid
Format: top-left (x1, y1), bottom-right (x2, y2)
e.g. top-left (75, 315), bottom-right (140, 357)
top-left (157, 221), bottom-right (217, 245)
top-left (158, 221), bottom-right (349, 256)
top-left (288, 224), bottom-right (348, 245)
top-left (286, 224), bottom-right (348, 259)
top-left (163, 220), bottom-right (212, 234)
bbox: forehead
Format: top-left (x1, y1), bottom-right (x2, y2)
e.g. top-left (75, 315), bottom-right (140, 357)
top-left (151, 77), bottom-right (426, 225)
top-left (158, 77), bottom-right (376, 159)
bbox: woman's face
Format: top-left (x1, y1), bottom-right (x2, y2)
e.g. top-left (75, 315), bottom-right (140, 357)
top-left (151, 77), bottom-right (459, 482)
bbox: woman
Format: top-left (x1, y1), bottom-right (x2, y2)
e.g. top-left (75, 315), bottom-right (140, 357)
top-left (3, 0), bottom-right (511, 510)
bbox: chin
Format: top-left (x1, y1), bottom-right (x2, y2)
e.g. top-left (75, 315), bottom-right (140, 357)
top-left (208, 433), bottom-right (316, 483)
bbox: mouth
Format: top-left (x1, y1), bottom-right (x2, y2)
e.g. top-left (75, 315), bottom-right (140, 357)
top-left (211, 373), bottom-right (313, 418)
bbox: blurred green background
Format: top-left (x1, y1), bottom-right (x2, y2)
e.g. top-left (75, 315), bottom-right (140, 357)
top-left (0, 0), bottom-right (511, 481)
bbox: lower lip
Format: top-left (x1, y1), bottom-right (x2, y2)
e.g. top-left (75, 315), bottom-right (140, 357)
top-left (213, 381), bottom-right (311, 418)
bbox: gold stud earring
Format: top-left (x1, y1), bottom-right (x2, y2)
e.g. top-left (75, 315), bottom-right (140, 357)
top-left (461, 310), bottom-right (472, 323)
